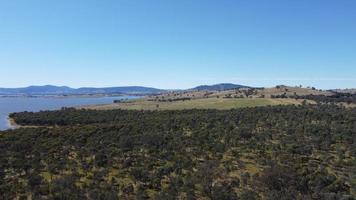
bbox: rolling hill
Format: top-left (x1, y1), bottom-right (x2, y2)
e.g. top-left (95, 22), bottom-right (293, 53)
top-left (190, 83), bottom-right (250, 91)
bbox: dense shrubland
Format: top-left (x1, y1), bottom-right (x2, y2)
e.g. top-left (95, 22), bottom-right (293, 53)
top-left (270, 92), bottom-right (356, 105)
top-left (1, 105), bottom-right (355, 199)
top-left (294, 93), bottom-right (356, 104)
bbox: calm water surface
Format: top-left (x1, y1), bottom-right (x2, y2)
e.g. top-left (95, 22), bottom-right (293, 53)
top-left (0, 96), bottom-right (137, 130)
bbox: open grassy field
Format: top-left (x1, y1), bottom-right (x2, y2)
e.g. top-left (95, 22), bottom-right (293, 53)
top-left (83, 97), bottom-right (303, 110)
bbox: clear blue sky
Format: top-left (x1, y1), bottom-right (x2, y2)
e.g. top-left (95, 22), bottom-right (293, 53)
top-left (0, 0), bottom-right (355, 89)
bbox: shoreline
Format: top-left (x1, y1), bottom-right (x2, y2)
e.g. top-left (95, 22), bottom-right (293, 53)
top-left (6, 116), bottom-right (52, 129)
top-left (0, 94), bottom-right (145, 99)
top-left (7, 117), bottom-right (20, 129)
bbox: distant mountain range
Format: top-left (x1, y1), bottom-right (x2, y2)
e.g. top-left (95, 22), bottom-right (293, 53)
top-left (0, 85), bottom-right (165, 95)
top-left (0, 83), bottom-right (251, 96)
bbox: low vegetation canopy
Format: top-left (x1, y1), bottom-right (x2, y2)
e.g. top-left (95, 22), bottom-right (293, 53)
top-left (1, 105), bottom-right (355, 199)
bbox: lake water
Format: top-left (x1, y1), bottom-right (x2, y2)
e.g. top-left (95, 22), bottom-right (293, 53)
top-left (0, 96), bottom-right (138, 131)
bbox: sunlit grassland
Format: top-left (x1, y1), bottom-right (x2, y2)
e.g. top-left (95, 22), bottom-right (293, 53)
top-left (84, 98), bottom-right (302, 110)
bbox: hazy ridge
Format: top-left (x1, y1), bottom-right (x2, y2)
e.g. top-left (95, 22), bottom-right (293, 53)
top-left (0, 83), bottom-right (250, 95)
